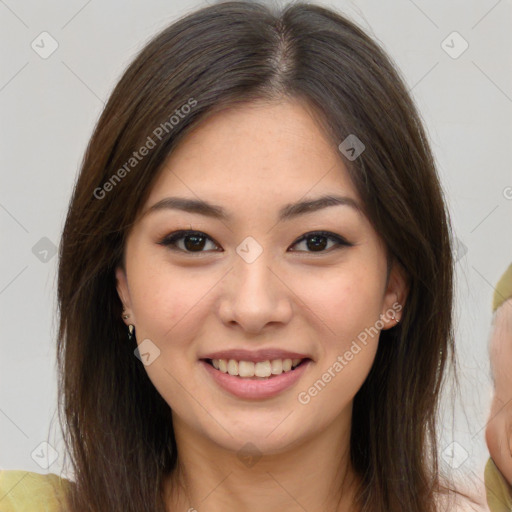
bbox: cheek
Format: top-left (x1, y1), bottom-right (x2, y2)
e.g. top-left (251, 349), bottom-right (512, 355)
top-left (127, 262), bottom-right (210, 410)
top-left (297, 322), bottom-right (379, 418)
top-left (295, 266), bottom-right (383, 341)
top-left (126, 254), bottom-right (205, 343)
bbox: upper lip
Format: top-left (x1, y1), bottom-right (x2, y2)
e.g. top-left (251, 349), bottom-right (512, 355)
top-left (200, 349), bottom-right (312, 363)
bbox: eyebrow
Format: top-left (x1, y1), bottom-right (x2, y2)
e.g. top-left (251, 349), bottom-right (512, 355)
top-left (144, 194), bottom-right (362, 222)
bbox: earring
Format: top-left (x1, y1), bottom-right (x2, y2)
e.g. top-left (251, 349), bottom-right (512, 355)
top-left (389, 308), bottom-right (400, 325)
top-left (122, 306), bottom-right (130, 320)
top-left (128, 324), bottom-right (135, 343)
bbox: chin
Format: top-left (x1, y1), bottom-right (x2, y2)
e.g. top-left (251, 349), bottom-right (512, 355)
top-left (203, 415), bottom-right (310, 456)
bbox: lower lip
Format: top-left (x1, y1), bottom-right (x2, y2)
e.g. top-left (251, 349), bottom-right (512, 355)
top-left (200, 359), bottom-right (312, 399)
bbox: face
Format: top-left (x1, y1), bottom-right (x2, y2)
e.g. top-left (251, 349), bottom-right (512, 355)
top-left (116, 99), bottom-right (407, 456)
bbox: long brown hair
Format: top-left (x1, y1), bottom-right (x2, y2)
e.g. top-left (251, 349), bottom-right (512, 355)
top-left (56, 1), bottom-right (470, 510)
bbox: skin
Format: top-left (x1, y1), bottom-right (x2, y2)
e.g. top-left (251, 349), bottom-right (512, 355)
top-left (116, 99), bottom-right (409, 512)
top-left (485, 297), bottom-right (512, 485)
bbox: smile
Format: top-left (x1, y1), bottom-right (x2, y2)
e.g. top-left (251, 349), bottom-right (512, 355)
top-left (200, 358), bottom-right (312, 399)
top-left (209, 357), bottom-right (304, 378)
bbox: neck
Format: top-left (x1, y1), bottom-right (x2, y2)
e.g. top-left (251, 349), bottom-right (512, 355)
top-left (164, 410), bottom-right (361, 512)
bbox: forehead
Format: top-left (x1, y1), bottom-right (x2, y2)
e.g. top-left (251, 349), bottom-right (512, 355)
top-left (145, 99), bottom-right (360, 212)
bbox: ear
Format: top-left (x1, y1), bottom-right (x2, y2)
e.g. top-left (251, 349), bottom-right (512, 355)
top-left (116, 265), bottom-right (134, 326)
top-left (380, 259), bottom-right (409, 330)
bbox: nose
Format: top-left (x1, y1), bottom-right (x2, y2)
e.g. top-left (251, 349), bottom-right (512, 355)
top-left (218, 252), bottom-right (293, 334)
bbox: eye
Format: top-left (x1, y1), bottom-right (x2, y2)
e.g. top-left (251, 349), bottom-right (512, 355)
top-left (158, 230), bottom-right (221, 253)
top-left (158, 229), bottom-right (352, 254)
top-left (289, 231), bottom-right (352, 253)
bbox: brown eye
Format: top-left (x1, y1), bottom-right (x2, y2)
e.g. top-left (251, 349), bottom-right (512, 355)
top-left (158, 230), bottom-right (352, 255)
top-left (158, 231), bottom-right (220, 253)
top-left (290, 231), bottom-right (352, 253)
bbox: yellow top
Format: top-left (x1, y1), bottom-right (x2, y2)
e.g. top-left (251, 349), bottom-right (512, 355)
top-left (0, 469), bottom-right (72, 511)
top-left (493, 263), bottom-right (512, 312)
top-left (485, 457), bottom-right (512, 511)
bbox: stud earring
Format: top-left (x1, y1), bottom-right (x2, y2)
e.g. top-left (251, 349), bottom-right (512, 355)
top-left (381, 308), bottom-right (400, 326)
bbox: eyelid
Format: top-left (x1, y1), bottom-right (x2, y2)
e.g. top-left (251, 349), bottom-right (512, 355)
top-left (291, 230), bottom-right (353, 251)
top-left (157, 229), bottom-right (353, 254)
top-left (157, 230), bottom-right (222, 253)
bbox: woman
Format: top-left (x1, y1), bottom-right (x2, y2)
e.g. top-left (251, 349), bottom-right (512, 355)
top-left (0, 1), bottom-right (491, 510)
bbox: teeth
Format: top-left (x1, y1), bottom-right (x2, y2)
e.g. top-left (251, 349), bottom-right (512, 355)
top-left (210, 357), bottom-right (305, 378)
top-left (270, 359), bottom-right (282, 374)
top-left (255, 361), bottom-right (271, 377)
top-left (227, 359), bottom-right (238, 376)
top-left (238, 360), bottom-right (254, 377)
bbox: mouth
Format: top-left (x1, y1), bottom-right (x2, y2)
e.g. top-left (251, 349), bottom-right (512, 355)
top-left (201, 357), bottom-right (311, 380)
top-left (199, 356), bottom-right (313, 399)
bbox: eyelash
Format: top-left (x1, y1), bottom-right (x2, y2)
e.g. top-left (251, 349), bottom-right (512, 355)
top-left (157, 230), bottom-right (353, 255)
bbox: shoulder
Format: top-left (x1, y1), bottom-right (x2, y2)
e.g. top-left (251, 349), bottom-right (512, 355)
top-left (0, 469), bottom-right (72, 512)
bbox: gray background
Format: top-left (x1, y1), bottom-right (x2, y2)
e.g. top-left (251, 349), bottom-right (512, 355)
top-left (1, 0), bottom-right (511, 492)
